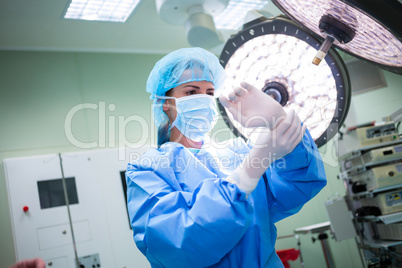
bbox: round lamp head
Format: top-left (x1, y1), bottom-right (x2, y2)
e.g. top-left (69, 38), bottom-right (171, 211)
top-left (272, 0), bottom-right (402, 75)
top-left (218, 16), bottom-right (351, 147)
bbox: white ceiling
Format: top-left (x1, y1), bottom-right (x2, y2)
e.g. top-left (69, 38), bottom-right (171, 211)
top-left (0, 0), bottom-right (282, 55)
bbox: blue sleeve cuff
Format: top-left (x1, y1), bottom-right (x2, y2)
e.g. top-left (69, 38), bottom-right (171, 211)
top-left (272, 127), bottom-right (319, 172)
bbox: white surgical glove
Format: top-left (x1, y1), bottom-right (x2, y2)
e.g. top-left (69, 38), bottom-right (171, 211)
top-left (226, 110), bottom-right (306, 195)
top-left (219, 81), bottom-right (286, 129)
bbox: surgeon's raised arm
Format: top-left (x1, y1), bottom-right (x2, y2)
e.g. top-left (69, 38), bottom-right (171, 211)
top-left (265, 128), bottom-right (327, 222)
top-left (223, 109), bottom-right (306, 195)
top-left (220, 82), bottom-right (307, 195)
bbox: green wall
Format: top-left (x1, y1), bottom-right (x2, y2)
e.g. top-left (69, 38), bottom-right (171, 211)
top-left (0, 51), bottom-right (161, 268)
top-left (0, 50), bottom-right (401, 268)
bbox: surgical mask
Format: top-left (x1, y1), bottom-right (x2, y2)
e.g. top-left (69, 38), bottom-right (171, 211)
top-left (156, 94), bottom-right (218, 142)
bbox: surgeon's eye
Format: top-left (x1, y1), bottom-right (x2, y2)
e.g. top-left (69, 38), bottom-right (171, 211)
top-left (186, 90), bottom-right (197, 95)
top-left (207, 92), bottom-right (214, 96)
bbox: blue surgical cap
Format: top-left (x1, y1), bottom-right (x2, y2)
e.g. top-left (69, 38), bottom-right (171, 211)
top-left (146, 47), bottom-right (226, 129)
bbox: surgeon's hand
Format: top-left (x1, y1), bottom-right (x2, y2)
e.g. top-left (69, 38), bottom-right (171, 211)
top-left (226, 110), bottom-right (306, 194)
top-left (219, 81), bottom-right (286, 129)
top-left (251, 109), bottom-right (306, 160)
top-left (9, 258), bottom-right (46, 268)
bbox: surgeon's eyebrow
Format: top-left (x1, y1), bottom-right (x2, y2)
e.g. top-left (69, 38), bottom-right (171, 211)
top-left (183, 85), bottom-right (215, 92)
top-left (183, 85), bottom-right (200, 89)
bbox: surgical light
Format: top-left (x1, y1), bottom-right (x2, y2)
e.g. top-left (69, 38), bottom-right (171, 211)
top-left (272, 0), bottom-right (402, 74)
top-left (218, 15), bottom-right (351, 147)
top-left (64, 0), bottom-right (141, 22)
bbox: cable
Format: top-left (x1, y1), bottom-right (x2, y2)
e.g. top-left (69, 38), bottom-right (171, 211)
top-left (59, 153), bottom-right (80, 268)
top-left (388, 249), bottom-right (402, 258)
top-left (337, 130), bottom-right (344, 140)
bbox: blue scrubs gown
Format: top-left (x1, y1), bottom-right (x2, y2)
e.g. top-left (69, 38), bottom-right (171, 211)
top-left (126, 129), bottom-right (326, 267)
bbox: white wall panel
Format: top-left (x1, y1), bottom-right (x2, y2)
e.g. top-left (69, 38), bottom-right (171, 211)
top-left (4, 147), bottom-right (150, 268)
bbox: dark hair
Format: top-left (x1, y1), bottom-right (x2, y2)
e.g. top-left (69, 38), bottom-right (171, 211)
top-left (157, 122), bottom-right (170, 148)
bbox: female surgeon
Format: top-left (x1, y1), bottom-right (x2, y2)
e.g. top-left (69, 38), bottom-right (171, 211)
top-left (126, 47), bottom-right (327, 268)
